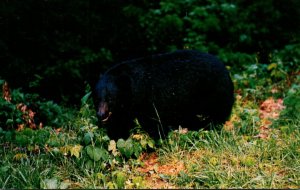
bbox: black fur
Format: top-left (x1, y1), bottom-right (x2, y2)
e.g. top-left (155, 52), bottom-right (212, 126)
top-left (95, 50), bottom-right (234, 140)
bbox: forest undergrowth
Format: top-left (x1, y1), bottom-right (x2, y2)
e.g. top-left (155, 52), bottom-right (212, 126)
top-left (0, 55), bottom-right (300, 189)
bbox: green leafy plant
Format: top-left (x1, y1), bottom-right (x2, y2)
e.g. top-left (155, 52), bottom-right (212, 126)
top-left (281, 78), bottom-right (300, 120)
top-left (0, 81), bottom-right (71, 131)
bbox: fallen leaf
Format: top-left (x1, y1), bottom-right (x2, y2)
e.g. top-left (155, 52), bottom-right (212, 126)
top-left (259, 97), bottom-right (285, 120)
top-left (2, 81), bottom-right (11, 102)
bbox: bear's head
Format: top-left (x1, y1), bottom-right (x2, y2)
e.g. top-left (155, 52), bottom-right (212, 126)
top-left (95, 73), bottom-right (132, 123)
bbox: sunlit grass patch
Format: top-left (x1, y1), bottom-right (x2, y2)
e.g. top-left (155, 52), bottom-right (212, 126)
top-left (155, 124), bottom-right (300, 188)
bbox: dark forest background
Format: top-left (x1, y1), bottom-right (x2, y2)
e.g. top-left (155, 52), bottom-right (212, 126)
top-left (1, 0), bottom-right (299, 105)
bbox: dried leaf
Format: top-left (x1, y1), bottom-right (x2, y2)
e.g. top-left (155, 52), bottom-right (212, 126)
top-left (2, 81), bottom-right (11, 102)
top-left (108, 140), bottom-right (119, 156)
top-left (13, 153), bottom-right (28, 161)
top-left (254, 133), bottom-right (269, 139)
top-left (259, 97), bottom-right (285, 120)
top-left (70, 145), bottom-right (82, 158)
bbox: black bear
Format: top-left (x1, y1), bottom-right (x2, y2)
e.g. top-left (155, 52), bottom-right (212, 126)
top-left (95, 50), bottom-right (234, 140)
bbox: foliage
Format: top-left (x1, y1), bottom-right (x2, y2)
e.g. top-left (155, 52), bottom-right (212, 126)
top-left (1, 60), bottom-right (300, 188)
top-left (76, 88), bottom-right (155, 162)
top-left (0, 1), bottom-right (300, 188)
top-left (280, 77), bottom-right (300, 120)
top-left (1, 0), bottom-right (299, 104)
top-left (0, 80), bottom-right (71, 131)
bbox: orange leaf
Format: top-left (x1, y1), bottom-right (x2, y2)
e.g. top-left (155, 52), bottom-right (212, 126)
top-left (2, 81), bottom-right (11, 102)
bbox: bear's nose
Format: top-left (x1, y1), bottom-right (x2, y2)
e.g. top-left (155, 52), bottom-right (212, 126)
top-left (97, 111), bottom-right (105, 118)
top-left (98, 102), bottom-right (111, 122)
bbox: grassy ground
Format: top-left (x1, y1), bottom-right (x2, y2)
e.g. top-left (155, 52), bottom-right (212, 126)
top-left (0, 63), bottom-right (299, 189)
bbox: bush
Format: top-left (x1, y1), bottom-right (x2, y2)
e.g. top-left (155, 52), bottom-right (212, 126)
top-left (0, 80), bottom-right (71, 130)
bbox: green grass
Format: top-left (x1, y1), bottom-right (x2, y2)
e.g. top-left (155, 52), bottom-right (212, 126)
top-left (1, 105), bottom-right (299, 188)
top-left (158, 124), bottom-right (300, 188)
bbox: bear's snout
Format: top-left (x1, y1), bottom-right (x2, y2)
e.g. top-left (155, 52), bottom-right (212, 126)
top-left (97, 102), bottom-right (112, 122)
